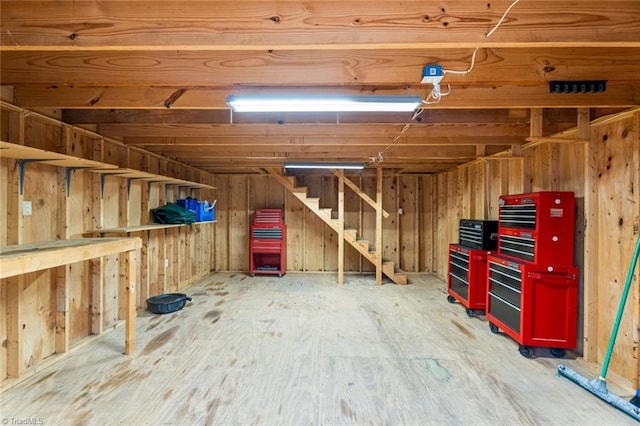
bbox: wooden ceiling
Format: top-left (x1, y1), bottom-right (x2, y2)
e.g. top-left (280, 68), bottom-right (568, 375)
top-left (1, 1), bottom-right (639, 174)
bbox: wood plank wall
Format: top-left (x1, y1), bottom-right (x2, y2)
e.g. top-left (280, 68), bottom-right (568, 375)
top-left (426, 112), bottom-right (640, 389)
top-left (0, 108), bottom-right (216, 381)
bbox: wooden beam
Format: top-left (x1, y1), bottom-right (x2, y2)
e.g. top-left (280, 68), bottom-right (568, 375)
top-left (124, 135), bottom-right (522, 147)
top-left (2, 1), bottom-right (638, 48)
top-left (376, 168), bottom-right (383, 285)
top-left (3, 48), bottom-right (639, 86)
top-left (98, 122), bottom-right (530, 138)
top-left (337, 170), bottom-right (344, 285)
top-left (124, 249), bottom-right (137, 355)
top-left (61, 108), bottom-right (538, 125)
top-left (14, 84), bottom-right (640, 109)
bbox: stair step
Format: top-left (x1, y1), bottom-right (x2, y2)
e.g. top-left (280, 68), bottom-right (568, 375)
top-left (292, 186), bottom-right (308, 193)
top-left (304, 197), bottom-right (320, 208)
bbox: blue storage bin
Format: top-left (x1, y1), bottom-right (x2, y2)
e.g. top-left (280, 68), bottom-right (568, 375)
top-left (196, 201), bottom-right (215, 222)
top-left (177, 197), bottom-right (198, 213)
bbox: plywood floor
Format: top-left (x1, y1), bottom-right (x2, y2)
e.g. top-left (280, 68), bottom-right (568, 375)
top-left (1, 273), bottom-right (635, 425)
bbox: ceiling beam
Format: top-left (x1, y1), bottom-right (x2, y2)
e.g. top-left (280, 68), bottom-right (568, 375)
top-left (2, 1), bottom-right (638, 49)
top-left (99, 122), bottom-right (531, 138)
top-left (15, 84), bottom-right (640, 110)
top-left (123, 136), bottom-right (522, 147)
top-left (3, 48), bottom-right (639, 86)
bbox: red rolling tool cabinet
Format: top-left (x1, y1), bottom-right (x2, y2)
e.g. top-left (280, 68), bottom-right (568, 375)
top-left (487, 191), bottom-right (578, 358)
top-left (485, 255), bottom-right (578, 358)
top-left (447, 244), bottom-right (490, 316)
top-left (249, 209), bottom-right (286, 277)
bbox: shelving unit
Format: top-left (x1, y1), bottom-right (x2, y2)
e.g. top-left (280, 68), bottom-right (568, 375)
top-left (0, 141), bottom-right (216, 197)
top-left (0, 104), bottom-right (218, 384)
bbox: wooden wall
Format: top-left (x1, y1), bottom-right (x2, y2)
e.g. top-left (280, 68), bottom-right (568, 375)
top-left (426, 111), bottom-right (640, 389)
top-left (0, 107), bottom-right (216, 381)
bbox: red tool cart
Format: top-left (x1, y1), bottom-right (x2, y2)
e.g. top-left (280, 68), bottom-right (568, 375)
top-left (249, 209), bottom-right (286, 277)
top-left (487, 191), bottom-right (578, 358)
top-left (447, 244), bottom-right (490, 316)
top-left (485, 254), bottom-right (578, 358)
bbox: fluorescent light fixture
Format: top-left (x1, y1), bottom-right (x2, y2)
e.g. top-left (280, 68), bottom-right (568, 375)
top-left (284, 162), bottom-right (364, 170)
top-left (226, 95), bottom-right (422, 112)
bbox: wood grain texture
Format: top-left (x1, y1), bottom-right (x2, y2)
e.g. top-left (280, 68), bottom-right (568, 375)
top-left (7, 47), bottom-right (640, 85)
top-left (2, 1), bottom-right (638, 47)
top-left (0, 272), bottom-right (633, 424)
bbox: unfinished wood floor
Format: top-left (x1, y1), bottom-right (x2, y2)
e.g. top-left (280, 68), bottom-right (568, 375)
top-left (1, 273), bottom-right (635, 425)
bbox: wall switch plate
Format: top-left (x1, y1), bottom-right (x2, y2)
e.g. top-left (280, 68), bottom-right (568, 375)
top-left (23, 201), bottom-right (32, 216)
top-left (164, 258), bottom-right (169, 268)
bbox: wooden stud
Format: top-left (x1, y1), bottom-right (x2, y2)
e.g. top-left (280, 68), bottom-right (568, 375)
top-left (376, 168), bottom-right (383, 285)
top-left (337, 170), bottom-right (344, 285)
top-left (124, 249), bottom-right (137, 355)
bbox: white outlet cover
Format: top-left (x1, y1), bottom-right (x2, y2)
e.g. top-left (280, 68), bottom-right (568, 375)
top-left (23, 201), bottom-right (32, 216)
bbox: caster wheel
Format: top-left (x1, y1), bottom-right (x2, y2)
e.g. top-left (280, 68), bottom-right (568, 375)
top-left (550, 348), bottom-right (566, 358)
top-left (489, 323), bottom-right (499, 334)
top-left (519, 345), bottom-right (535, 358)
top-left (278, 273), bottom-right (283, 278)
top-left (465, 308), bottom-right (475, 317)
top-left (250, 273), bottom-right (255, 277)
top-left (447, 295), bottom-right (456, 304)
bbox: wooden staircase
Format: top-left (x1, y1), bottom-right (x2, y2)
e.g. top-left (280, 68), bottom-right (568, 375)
top-left (266, 168), bottom-right (407, 285)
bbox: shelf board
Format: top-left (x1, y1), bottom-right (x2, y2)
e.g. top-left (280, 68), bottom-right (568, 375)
top-left (1, 141), bottom-right (216, 190)
top-left (0, 237), bottom-right (141, 279)
top-left (87, 221), bottom-right (216, 235)
top-left (1, 141), bottom-right (117, 170)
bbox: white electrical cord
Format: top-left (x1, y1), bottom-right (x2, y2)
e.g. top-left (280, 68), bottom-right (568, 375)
top-left (379, 0), bottom-right (522, 164)
top-left (486, 0), bottom-right (521, 38)
top-left (422, 0), bottom-right (521, 104)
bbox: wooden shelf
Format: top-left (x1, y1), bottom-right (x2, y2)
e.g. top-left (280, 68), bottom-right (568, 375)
top-left (0, 141), bottom-right (216, 193)
top-left (87, 221), bottom-right (216, 235)
top-left (0, 140), bottom-right (118, 170)
top-left (0, 237), bottom-right (141, 279)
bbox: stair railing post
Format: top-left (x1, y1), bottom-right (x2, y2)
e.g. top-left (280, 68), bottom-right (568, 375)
top-left (376, 167), bottom-right (383, 285)
top-left (337, 169), bottom-right (345, 284)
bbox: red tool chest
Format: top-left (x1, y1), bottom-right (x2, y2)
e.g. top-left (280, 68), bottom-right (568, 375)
top-left (497, 191), bottom-right (575, 267)
top-left (249, 209), bottom-right (286, 277)
top-left (488, 191), bottom-right (578, 358)
top-left (447, 244), bottom-right (490, 316)
top-left (485, 254), bottom-right (578, 358)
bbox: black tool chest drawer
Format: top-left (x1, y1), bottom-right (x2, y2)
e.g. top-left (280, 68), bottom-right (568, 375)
top-left (459, 219), bottom-right (498, 250)
top-left (498, 204), bottom-right (537, 230)
top-left (497, 232), bottom-right (535, 263)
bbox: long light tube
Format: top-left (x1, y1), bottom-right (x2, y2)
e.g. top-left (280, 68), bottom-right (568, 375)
top-left (284, 162), bottom-right (364, 170)
top-left (226, 95), bottom-right (422, 112)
